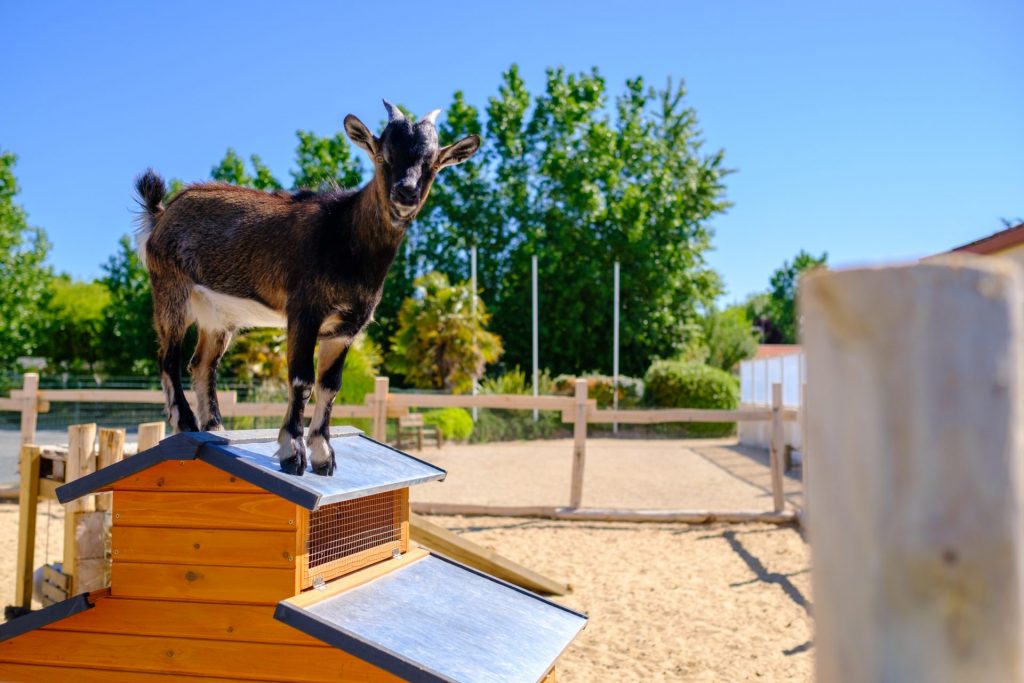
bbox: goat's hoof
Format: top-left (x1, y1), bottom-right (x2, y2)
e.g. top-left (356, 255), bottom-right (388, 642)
top-left (310, 438), bottom-right (336, 476)
top-left (278, 437), bottom-right (307, 476)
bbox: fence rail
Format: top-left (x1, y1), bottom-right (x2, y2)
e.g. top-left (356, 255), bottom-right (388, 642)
top-left (3, 373), bottom-right (801, 522)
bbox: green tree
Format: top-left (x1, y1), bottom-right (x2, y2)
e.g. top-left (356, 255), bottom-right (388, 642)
top-left (700, 305), bottom-right (758, 372)
top-left (0, 150), bottom-right (51, 370)
top-left (764, 250), bottom-right (828, 343)
top-left (100, 235), bottom-right (156, 375)
top-left (291, 129), bottom-right (363, 190)
top-left (387, 272), bottom-right (502, 393)
top-left (40, 277), bottom-right (111, 372)
top-left (211, 148), bottom-right (254, 187)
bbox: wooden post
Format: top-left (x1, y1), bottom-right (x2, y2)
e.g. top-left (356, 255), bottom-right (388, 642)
top-left (62, 423), bottom-right (97, 594)
top-left (372, 377), bottom-right (389, 442)
top-left (14, 445), bottom-right (41, 609)
top-left (803, 258), bottom-right (1024, 682)
top-left (569, 379), bottom-right (588, 509)
top-left (95, 428), bottom-right (125, 512)
top-left (768, 382), bottom-right (785, 513)
top-left (136, 421), bottom-right (165, 452)
top-left (19, 372), bottom-right (39, 446)
top-left (799, 381), bottom-right (808, 521)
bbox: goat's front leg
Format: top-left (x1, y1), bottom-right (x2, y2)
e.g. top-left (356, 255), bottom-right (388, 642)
top-left (307, 337), bottom-right (351, 476)
top-left (277, 314), bottom-right (319, 476)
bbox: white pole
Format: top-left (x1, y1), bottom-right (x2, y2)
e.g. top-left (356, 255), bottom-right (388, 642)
top-left (613, 261), bottom-right (620, 434)
top-left (532, 254), bottom-right (539, 422)
top-left (471, 245), bottom-right (478, 422)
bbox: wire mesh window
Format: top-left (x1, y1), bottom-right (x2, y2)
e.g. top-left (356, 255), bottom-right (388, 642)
top-left (300, 489), bottom-right (407, 587)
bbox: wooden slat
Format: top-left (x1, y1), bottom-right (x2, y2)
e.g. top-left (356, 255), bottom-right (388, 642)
top-left (136, 421), bottom-right (165, 452)
top-left (413, 502), bottom-right (798, 524)
top-left (113, 491), bottom-right (296, 530)
top-left (286, 547), bottom-right (429, 610)
top-left (14, 445), bottom-right (40, 609)
top-left (22, 389), bottom-right (236, 405)
top-left (222, 403), bottom-right (373, 418)
top-left (0, 663), bottom-right (233, 682)
top-left (45, 597), bottom-right (327, 646)
top-left (111, 460), bottom-right (263, 493)
top-left (40, 580), bottom-right (67, 605)
top-left (111, 562), bottom-right (295, 604)
top-left (112, 526), bottom-right (297, 568)
top-left (410, 513), bottom-right (569, 596)
top-left (589, 407), bottom-right (777, 423)
top-left (0, 630), bottom-right (399, 682)
top-left (387, 392), bottom-right (574, 411)
top-left (96, 427), bottom-right (125, 511)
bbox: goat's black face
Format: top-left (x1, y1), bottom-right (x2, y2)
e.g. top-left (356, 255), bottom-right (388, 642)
top-left (344, 100), bottom-right (481, 220)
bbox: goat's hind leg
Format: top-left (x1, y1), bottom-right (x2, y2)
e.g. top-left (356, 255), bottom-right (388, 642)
top-left (152, 276), bottom-right (200, 433)
top-left (190, 327), bottom-right (233, 431)
top-left (307, 337), bottom-right (350, 476)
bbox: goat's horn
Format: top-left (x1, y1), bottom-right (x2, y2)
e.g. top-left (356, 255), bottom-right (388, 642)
top-left (421, 109), bottom-right (442, 126)
top-left (383, 99), bottom-right (404, 123)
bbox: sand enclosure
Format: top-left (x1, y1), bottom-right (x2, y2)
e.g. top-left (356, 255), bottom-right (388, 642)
top-left (0, 437), bottom-right (811, 681)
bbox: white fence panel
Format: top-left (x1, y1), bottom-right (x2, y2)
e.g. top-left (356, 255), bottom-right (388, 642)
top-left (739, 352), bottom-right (804, 453)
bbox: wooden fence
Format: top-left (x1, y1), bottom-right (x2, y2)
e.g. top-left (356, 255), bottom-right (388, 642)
top-left (3, 374), bottom-right (800, 523)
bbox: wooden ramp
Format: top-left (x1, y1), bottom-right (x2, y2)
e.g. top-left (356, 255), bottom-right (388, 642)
top-left (409, 514), bottom-right (570, 596)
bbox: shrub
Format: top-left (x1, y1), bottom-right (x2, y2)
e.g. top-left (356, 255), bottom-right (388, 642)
top-left (643, 360), bottom-right (739, 437)
top-left (552, 373), bottom-right (643, 408)
top-left (422, 408), bottom-right (473, 441)
top-left (471, 367), bottom-right (563, 443)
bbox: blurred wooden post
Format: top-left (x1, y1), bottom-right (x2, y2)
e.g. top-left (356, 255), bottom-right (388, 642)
top-left (803, 258), bottom-right (1024, 682)
top-left (799, 381), bottom-right (808, 521)
top-left (136, 421), bottom-right (165, 452)
top-left (569, 379), bottom-right (588, 509)
top-left (14, 445), bottom-right (41, 609)
top-left (62, 423), bottom-right (97, 595)
top-left (372, 377), bottom-right (389, 442)
top-left (95, 428), bottom-right (125, 512)
top-left (19, 373), bottom-right (39, 446)
top-left (768, 383), bottom-right (785, 513)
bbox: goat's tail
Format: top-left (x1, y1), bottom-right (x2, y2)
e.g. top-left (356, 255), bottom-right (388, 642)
top-left (134, 169), bottom-right (166, 270)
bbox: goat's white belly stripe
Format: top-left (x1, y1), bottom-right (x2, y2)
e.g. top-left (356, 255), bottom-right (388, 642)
top-left (190, 286), bottom-right (286, 329)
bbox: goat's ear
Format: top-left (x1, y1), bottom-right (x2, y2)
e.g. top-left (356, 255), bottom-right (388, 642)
top-left (437, 134), bottom-right (481, 169)
top-left (344, 115), bottom-right (377, 155)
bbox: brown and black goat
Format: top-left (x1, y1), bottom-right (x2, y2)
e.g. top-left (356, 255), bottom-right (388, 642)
top-left (135, 100), bottom-right (480, 475)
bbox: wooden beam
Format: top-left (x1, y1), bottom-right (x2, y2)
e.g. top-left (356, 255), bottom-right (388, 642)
top-left (409, 513), bottom-right (570, 596)
top-left (803, 258), bottom-right (1024, 681)
top-left (768, 383), bottom-right (785, 513)
top-left (18, 372), bottom-right (38, 446)
top-left (63, 423), bottom-right (97, 596)
top-left (569, 379), bottom-right (588, 509)
top-left (14, 445), bottom-right (41, 609)
top-left (95, 428), bottom-right (125, 512)
top-left (411, 502), bottom-right (797, 525)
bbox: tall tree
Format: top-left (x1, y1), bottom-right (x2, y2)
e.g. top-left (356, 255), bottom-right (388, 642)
top-left (100, 235), bottom-right (156, 375)
top-left (291, 129), bottom-right (363, 190)
top-left (0, 150), bottom-right (51, 370)
top-left (40, 277), bottom-right (111, 373)
top-left (761, 250), bottom-right (828, 343)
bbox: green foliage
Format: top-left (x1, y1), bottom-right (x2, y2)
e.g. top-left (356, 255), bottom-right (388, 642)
top-left (40, 277), bottom-right (111, 372)
top-left (211, 149), bottom-right (284, 191)
top-left (643, 360), bottom-right (739, 436)
top-left (699, 306), bottom-right (758, 372)
top-left (100, 235), bottom-right (156, 375)
top-left (421, 408), bottom-right (473, 441)
top-left (337, 335), bottom-right (382, 405)
top-left (751, 250), bottom-right (828, 343)
top-left (471, 367), bottom-right (562, 443)
top-left (387, 272), bottom-right (503, 393)
top-left (0, 150), bottom-right (52, 371)
top-left (291, 129), bottom-right (364, 190)
top-left (479, 365), bottom-right (552, 395)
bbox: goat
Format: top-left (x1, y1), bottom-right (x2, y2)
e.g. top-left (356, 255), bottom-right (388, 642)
top-left (135, 100), bottom-right (480, 475)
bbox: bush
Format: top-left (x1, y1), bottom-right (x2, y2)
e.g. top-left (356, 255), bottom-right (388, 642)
top-left (422, 408), bottom-right (473, 441)
top-left (643, 360), bottom-right (739, 437)
top-left (470, 367), bottom-right (564, 443)
top-left (552, 373), bottom-right (643, 408)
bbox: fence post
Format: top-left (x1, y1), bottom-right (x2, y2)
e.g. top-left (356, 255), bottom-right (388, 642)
top-left (803, 259), bottom-right (1024, 682)
top-left (769, 382), bottom-right (785, 513)
top-left (136, 421), bottom-right (165, 452)
top-left (14, 445), bottom-right (41, 610)
top-left (19, 372), bottom-right (39, 446)
top-left (62, 423), bottom-right (97, 596)
top-left (372, 377), bottom-right (389, 442)
top-left (95, 428), bottom-right (125, 512)
top-left (569, 379), bottom-right (588, 509)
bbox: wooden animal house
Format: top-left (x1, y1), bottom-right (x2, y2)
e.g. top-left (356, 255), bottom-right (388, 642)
top-left (0, 428), bottom-right (586, 682)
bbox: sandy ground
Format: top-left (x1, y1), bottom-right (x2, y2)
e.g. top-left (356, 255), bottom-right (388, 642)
top-left (0, 438), bottom-right (811, 682)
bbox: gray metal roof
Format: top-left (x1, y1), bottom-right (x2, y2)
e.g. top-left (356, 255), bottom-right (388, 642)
top-left (56, 428), bottom-right (446, 510)
top-left (274, 553), bottom-right (587, 683)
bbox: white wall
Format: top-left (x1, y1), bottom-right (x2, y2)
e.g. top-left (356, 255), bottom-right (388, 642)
top-left (738, 352), bottom-right (804, 452)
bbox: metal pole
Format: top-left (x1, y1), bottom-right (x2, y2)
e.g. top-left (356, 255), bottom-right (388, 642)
top-left (613, 261), bottom-right (620, 434)
top-left (532, 254), bottom-right (539, 422)
top-left (471, 246), bottom-right (478, 422)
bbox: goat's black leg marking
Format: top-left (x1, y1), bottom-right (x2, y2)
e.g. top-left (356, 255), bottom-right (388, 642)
top-left (160, 337), bottom-right (200, 433)
top-left (308, 338), bottom-right (350, 476)
top-left (278, 314), bottom-right (319, 476)
top-left (189, 328), bottom-right (232, 431)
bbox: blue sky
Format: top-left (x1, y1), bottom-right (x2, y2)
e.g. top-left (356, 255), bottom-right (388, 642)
top-left (3, 0), bottom-right (1021, 302)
